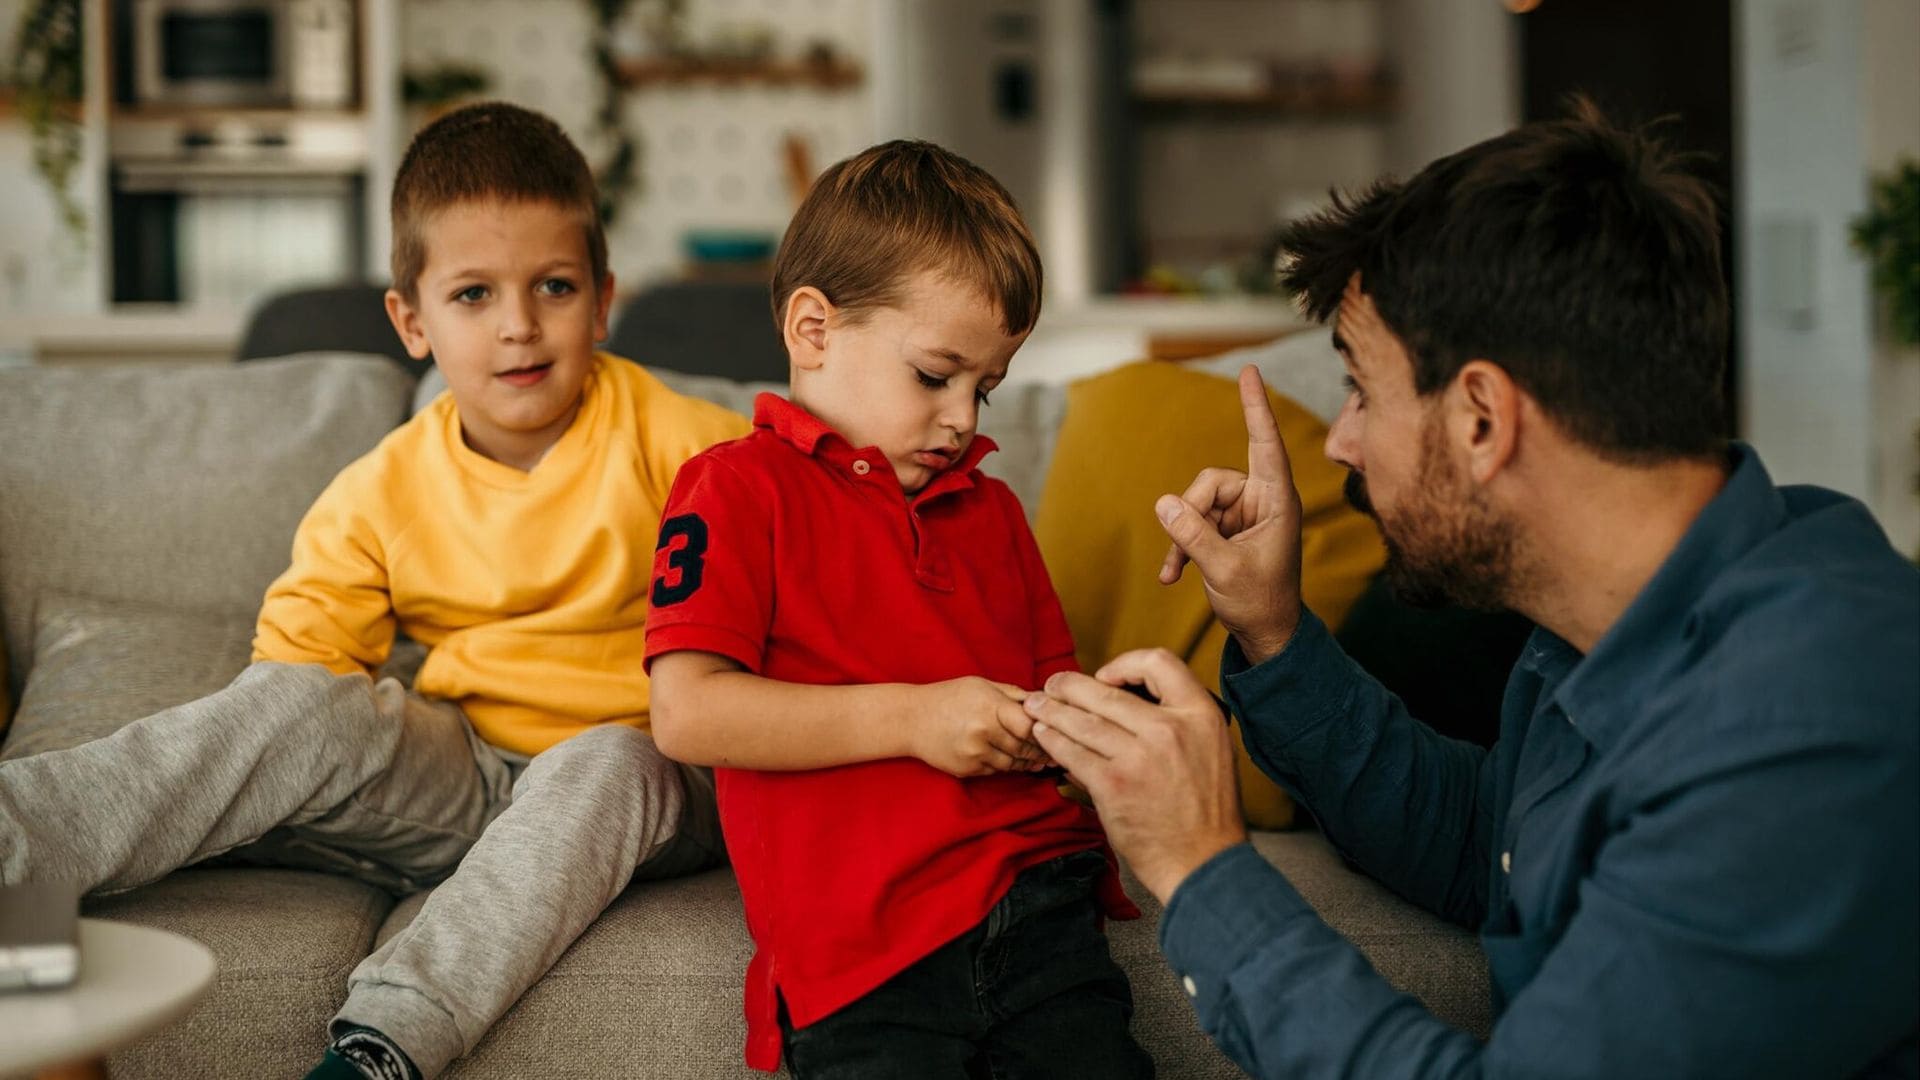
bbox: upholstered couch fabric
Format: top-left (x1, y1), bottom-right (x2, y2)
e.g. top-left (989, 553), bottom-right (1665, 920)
top-left (1, 353), bottom-right (1491, 1078)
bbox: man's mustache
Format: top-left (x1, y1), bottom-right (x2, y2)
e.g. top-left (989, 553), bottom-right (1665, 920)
top-left (1343, 470), bottom-right (1373, 517)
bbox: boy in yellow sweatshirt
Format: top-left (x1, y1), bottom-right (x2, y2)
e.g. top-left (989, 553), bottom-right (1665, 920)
top-left (0, 103), bottom-right (748, 1079)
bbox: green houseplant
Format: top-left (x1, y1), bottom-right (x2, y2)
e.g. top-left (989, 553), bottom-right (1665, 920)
top-left (1851, 159), bottom-right (1920, 347)
top-left (9, 0), bottom-right (85, 236)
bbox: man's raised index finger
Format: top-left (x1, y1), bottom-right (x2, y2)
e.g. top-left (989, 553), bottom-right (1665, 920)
top-left (1238, 364), bottom-right (1292, 484)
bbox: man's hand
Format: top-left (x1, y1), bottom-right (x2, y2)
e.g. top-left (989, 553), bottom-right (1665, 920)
top-left (911, 677), bottom-right (1049, 777)
top-left (1157, 365), bottom-right (1306, 664)
top-left (1026, 650), bottom-right (1247, 903)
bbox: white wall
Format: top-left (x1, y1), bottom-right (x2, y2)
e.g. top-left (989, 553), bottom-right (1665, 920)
top-left (1735, 1), bottom-right (1877, 501)
top-left (1382, 0), bottom-right (1519, 177)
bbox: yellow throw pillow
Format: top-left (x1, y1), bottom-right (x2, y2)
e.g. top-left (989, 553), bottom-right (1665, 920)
top-left (1035, 361), bottom-right (1386, 829)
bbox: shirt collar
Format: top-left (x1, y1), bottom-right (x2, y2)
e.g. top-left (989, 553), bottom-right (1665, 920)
top-left (1551, 443), bottom-right (1785, 752)
top-left (751, 392), bottom-right (998, 500)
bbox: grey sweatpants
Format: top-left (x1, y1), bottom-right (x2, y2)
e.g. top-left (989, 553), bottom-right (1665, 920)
top-left (0, 661), bottom-right (723, 1077)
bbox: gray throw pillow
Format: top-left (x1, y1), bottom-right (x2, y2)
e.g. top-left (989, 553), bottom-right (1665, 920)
top-left (1, 592), bottom-right (256, 761)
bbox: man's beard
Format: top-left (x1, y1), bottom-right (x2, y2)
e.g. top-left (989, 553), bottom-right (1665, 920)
top-left (1343, 419), bottom-right (1515, 611)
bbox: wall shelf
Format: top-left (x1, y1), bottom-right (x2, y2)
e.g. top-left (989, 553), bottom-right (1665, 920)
top-left (616, 57), bottom-right (864, 91)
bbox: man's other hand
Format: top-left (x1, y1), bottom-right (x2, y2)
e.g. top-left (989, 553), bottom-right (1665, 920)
top-left (1026, 649), bottom-right (1247, 903)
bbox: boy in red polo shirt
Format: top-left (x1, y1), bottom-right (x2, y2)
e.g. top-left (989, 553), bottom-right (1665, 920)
top-left (645, 141), bottom-right (1152, 1079)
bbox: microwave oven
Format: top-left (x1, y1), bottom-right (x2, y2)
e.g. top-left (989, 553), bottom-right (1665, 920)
top-left (132, 0), bottom-right (354, 109)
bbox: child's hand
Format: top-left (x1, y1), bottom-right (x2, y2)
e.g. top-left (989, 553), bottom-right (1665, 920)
top-left (912, 678), bottom-right (1051, 777)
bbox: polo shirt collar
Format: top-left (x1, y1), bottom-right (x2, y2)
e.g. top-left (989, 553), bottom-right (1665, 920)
top-left (1551, 443), bottom-right (1784, 753)
top-left (751, 392), bottom-right (998, 499)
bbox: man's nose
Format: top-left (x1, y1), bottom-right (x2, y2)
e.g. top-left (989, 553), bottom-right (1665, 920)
top-left (1324, 395), bottom-right (1360, 469)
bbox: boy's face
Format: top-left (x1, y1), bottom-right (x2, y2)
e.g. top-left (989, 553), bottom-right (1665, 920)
top-left (788, 269), bottom-right (1028, 495)
top-left (385, 197), bottom-right (614, 470)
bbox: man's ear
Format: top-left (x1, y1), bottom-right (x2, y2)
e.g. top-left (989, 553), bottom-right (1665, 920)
top-left (782, 287), bottom-right (833, 372)
top-left (1453, 359), bottom-right (1521, 485)
top-left (593, 272), bottom-right (617, 343)
top-left (385, 288), bottom-right (433, 361)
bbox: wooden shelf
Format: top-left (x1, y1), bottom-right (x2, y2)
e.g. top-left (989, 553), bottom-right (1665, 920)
top-left (616, 57), bottom-right (864, 91)
top-left (109, 104), bottom-right (365, 123)
top-left (1133, 83), bottom-right (1395, 121)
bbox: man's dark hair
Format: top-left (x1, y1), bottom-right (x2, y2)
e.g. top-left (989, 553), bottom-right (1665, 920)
top-left (1278, 98), bottom-right (1729, 462)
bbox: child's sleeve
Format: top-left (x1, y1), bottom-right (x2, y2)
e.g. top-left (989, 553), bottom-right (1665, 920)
top-left (252, 466), bottom-right (397, 675)
top-left (643, 451), bottom-right (775, 674)
top-left (1002, 485), bottom-right (1079, 684)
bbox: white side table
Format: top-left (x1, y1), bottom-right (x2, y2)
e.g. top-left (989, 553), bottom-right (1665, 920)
top-left (0, 919), bottom-right (216, 1079)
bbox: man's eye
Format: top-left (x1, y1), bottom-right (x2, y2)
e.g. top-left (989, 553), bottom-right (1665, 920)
top-left (455, 285), bottom-right (488, 303)
top-left (916, 370), bottom-right (948, 390)
top-left (538, 278), bottom-right (575, 296)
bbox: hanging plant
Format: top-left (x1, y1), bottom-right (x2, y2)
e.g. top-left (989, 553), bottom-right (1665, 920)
top-left (9, 0), bottom-right (86, 237)
top-left (1850, 159), bottom-right (1920, 347)
top-left (586, 0), bottom-right (682, 226)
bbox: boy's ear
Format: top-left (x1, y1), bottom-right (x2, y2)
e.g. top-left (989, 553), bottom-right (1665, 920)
top-left (593, 273), bottom-right (616, 343)
top-left (385, 288), bottom-right (433, 360)
top-left (783, 287), bottom-right (833, 372)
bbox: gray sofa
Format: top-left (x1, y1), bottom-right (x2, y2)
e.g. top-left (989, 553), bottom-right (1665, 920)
top-left (0, 353), bottom-right (1489, 1078)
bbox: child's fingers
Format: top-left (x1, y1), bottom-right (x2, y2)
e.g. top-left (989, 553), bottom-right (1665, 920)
top-left (991, 680), bottom-right (1030, 701)
top-left (985, 727), bottom-right (1031, 762)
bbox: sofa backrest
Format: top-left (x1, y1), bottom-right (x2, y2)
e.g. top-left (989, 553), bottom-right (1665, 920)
top-left (0, 354), bottom-right (416, 702)
top-left (419, 361), bottom-right (1071, 514)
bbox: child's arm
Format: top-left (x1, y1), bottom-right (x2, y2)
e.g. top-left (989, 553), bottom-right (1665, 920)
top-left (252, 458), bottom-right (397, 674)
top-left (651, 650), bottom-right (1046, 776)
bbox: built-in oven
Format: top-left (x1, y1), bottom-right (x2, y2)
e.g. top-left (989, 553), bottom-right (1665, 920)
top-left (109, 113), bottom-right (366, 305)
top-left (131, 0), bottom-right (354, 110)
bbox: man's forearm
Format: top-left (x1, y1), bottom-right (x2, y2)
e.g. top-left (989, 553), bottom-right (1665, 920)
top-left (1223, 610), bottom-right (1493, 928)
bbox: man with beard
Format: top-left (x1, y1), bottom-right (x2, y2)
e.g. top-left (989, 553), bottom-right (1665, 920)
top-left (1021, 103), bottom-right (1919, 1079)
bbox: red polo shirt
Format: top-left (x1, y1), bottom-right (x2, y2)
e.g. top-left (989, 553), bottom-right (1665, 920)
top-left (645, 393), bottom-right (1137, 1070)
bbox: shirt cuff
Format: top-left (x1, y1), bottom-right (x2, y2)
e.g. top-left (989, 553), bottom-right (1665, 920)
top-left (1158, 842), bottom-right (1315, 1019)
top-left (1220, 608), bottom-right (1356, 746)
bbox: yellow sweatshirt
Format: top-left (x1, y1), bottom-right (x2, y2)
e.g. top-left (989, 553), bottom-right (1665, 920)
top-left (253, 352), bottom-right (751, 755)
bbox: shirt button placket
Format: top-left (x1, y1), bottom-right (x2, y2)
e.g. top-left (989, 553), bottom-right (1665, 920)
top-left (851, 459), bottom-right (871, 476)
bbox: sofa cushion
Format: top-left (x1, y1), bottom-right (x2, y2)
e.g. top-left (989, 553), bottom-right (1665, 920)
top-left (0, 354), bottom-right (416, 694)
top-left (86, 867), bottom-right (396, 1079)
top-left (1191, 328), bottom-right (1352, 424)
top-left (373, 829), bottom-right (1487, 1078)
top-left (1, 591), bottom-right (254, 760)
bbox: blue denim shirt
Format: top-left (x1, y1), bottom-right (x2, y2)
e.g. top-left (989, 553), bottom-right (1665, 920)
top-left (1161, 446), bottom-right (1919, 1078)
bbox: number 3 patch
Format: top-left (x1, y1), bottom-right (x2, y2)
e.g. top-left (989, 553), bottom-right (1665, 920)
top-left (651, 513), bottom-right (709, 607)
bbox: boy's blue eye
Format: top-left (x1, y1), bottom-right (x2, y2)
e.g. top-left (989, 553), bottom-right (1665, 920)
top-left (537, 278), bottom-right (576, 296)
top-left (915, 370), bottom-right (948, 391)
top-left (455, 285), bottom-right (488, 303)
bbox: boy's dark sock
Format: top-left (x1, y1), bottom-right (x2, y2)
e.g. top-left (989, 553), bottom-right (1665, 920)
top-left (303, 1024), bottom-right (423, 1080)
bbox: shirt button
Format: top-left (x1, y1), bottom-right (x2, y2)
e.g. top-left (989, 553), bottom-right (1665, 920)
top-left (1501, 851), bottom-right (1513, 874)
top-left (851, 459), bottom-right (871, 476)
top-left (1182, 975), bottom-right (1198, 997)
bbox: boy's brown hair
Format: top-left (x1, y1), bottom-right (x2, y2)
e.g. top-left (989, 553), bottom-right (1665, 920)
top-left (771, 140), bottom-right (1042, 336)
top-left (390, 102), bottom-right (608, 303)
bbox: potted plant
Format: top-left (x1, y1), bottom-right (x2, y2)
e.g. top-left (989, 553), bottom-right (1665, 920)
top-left (8, 0), bottom-right (85, 236)
top-left (1852, 159), bottom-right (1920, 347)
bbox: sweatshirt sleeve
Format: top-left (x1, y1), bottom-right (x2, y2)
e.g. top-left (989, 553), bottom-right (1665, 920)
top-left (252, 458), bottom-right (397, 675)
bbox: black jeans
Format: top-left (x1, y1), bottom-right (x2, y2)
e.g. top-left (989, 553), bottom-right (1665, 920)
top-left (780, 849), bottom-right (1155, 1080)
